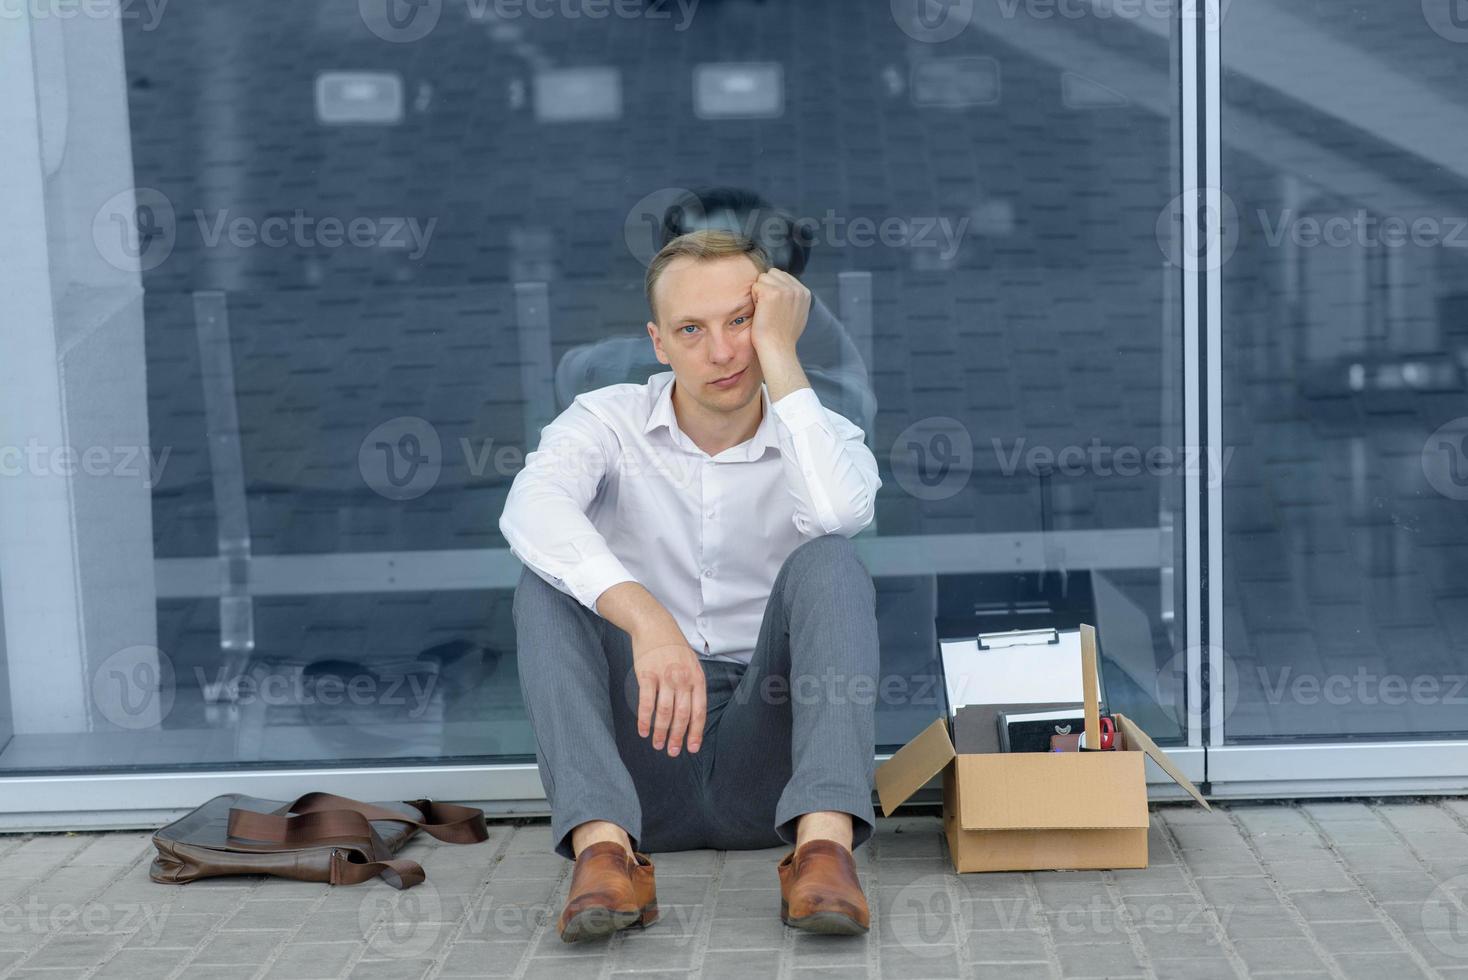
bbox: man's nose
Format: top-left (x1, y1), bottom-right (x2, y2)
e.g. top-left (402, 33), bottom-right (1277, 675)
top-left (708, 329), bottom-right (735, 364)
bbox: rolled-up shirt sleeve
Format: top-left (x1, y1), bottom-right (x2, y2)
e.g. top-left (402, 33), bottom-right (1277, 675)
top-left (498, 400), bottom-right (638, 610)
top-left (770, 386), bottom-right (881, 537)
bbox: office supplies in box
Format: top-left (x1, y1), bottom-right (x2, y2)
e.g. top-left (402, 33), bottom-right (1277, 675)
top-left (875, 624), bottom-right (1210, 873)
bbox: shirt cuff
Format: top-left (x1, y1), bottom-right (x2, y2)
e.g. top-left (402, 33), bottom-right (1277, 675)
top-left (562, 553), bottom-right (638, 611)
top-left (770, 386), bottom-right (827, 431)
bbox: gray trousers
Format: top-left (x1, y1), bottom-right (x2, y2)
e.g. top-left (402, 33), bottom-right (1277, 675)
top-left (513, 534), bottom-right (880, 860)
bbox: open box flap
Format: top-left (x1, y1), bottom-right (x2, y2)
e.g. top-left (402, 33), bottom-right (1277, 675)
top-left (1115, 713), bottom-right (1212, 811)
top-left (954, 752), bottom-right (1149, 830)
top-left (876, 716), bottom-right (955, 815)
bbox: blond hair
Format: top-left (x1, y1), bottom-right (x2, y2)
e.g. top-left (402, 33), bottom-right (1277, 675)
top-left (645, 229), bottom-right (769, 321)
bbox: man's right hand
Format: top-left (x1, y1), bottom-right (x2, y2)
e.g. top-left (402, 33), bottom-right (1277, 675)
top-left (630, 627), bottom-right (707, 757)
top-left (594, 582), bottom-right (708, 758)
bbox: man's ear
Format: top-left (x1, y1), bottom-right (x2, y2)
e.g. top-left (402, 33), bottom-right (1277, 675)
top-left (646, 320), bottom-right (670, 365)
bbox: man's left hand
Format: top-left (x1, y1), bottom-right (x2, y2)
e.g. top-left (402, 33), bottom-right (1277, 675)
top-left (750, 268), bottom-right (811, 359)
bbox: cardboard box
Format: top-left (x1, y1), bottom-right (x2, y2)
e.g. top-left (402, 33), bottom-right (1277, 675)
top-left (875, 624), bottom-right (1210, 872)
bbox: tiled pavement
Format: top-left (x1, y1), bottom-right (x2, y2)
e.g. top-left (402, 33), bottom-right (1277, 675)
top-left (2, 800), bottom-right (1468, 979)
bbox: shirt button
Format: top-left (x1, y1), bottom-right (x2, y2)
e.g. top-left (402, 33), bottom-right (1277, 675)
top-left (705, 509), bottom-right (715, 519)
top-left (703, 568), bottom-right (714, 578)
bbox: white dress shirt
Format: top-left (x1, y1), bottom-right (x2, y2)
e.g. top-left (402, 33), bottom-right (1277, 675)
top-left (499, 370), bottom-right (880, 665)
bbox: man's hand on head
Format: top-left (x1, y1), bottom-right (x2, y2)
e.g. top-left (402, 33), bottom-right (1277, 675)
top-left (750, 268), bottom-right (811, 360)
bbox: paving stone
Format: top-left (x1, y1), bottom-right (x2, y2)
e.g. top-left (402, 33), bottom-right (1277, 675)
top-left (1220, 906), bottom-right (1306, 940)
top-left (1307, 920), bottom-right (1405, 955)
top-left (1233, 805), bottom-right (1315, 837)
top-left (222, 897), bottom-right (319, 930)
top-left (877, 941), bottom-right (960, 977)
top-left (347, 958), bottom-right (433, 979)
top-left (437, 939), bottom-right (529, 977)
top-left (90, 946), bottom-right (188, 980)
top-left (609, 935), bottom-right (699, 972)
top-left (705, 914), bottom-right (784, 949)
top-left (262, 941), bottom-right (360, 979)
top-left (701, 948), bottom-right (782, 979)
top-left (1330, 951), bottom-right (1437, 978)
top-left (1195, 874), bottom-right (1278, 907)
top-left (1231, 936), bottom-right (1330, 973)
top-left (192, 928), bottom-right (294, 965)
top-left (1054, 941), bottom-right (1145, 977)
top-left (1290, 888), bottom-right (1380, 922)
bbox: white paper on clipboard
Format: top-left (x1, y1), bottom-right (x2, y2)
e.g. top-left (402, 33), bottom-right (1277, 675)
top-left (940, 628), bottom-right (1102, 714)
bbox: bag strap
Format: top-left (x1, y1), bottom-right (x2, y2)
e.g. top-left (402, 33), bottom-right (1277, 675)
top-left (227, 793), bottom-right (488, 847)
top-left (329, 851), bottom-right (427, 890)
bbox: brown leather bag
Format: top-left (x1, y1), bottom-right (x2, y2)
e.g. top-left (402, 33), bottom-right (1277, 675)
top-left (150, 792), bottom-right (489, 890)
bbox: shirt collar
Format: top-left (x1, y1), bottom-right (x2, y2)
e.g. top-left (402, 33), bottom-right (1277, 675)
top-left (643, 370), bottom-right (777, 461)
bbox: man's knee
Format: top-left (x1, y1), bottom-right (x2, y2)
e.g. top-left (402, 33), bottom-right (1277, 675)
top-left (781, 534), bottom-right (872, 590)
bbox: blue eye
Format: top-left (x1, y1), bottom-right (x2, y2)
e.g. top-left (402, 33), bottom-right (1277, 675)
top-left (680, 324), bottom-right (698, 335)
top-left (731, 316), bottom-right (748, 326)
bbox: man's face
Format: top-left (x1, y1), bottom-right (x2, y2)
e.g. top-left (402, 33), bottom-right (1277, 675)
top-left (646, 254), bottom-right (765, 416)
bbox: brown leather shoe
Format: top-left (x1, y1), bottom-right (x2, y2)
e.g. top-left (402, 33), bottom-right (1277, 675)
top-left (557, 841), bottom-right (658, 942)
top-left (777, 839), bottom-right (870, 935)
